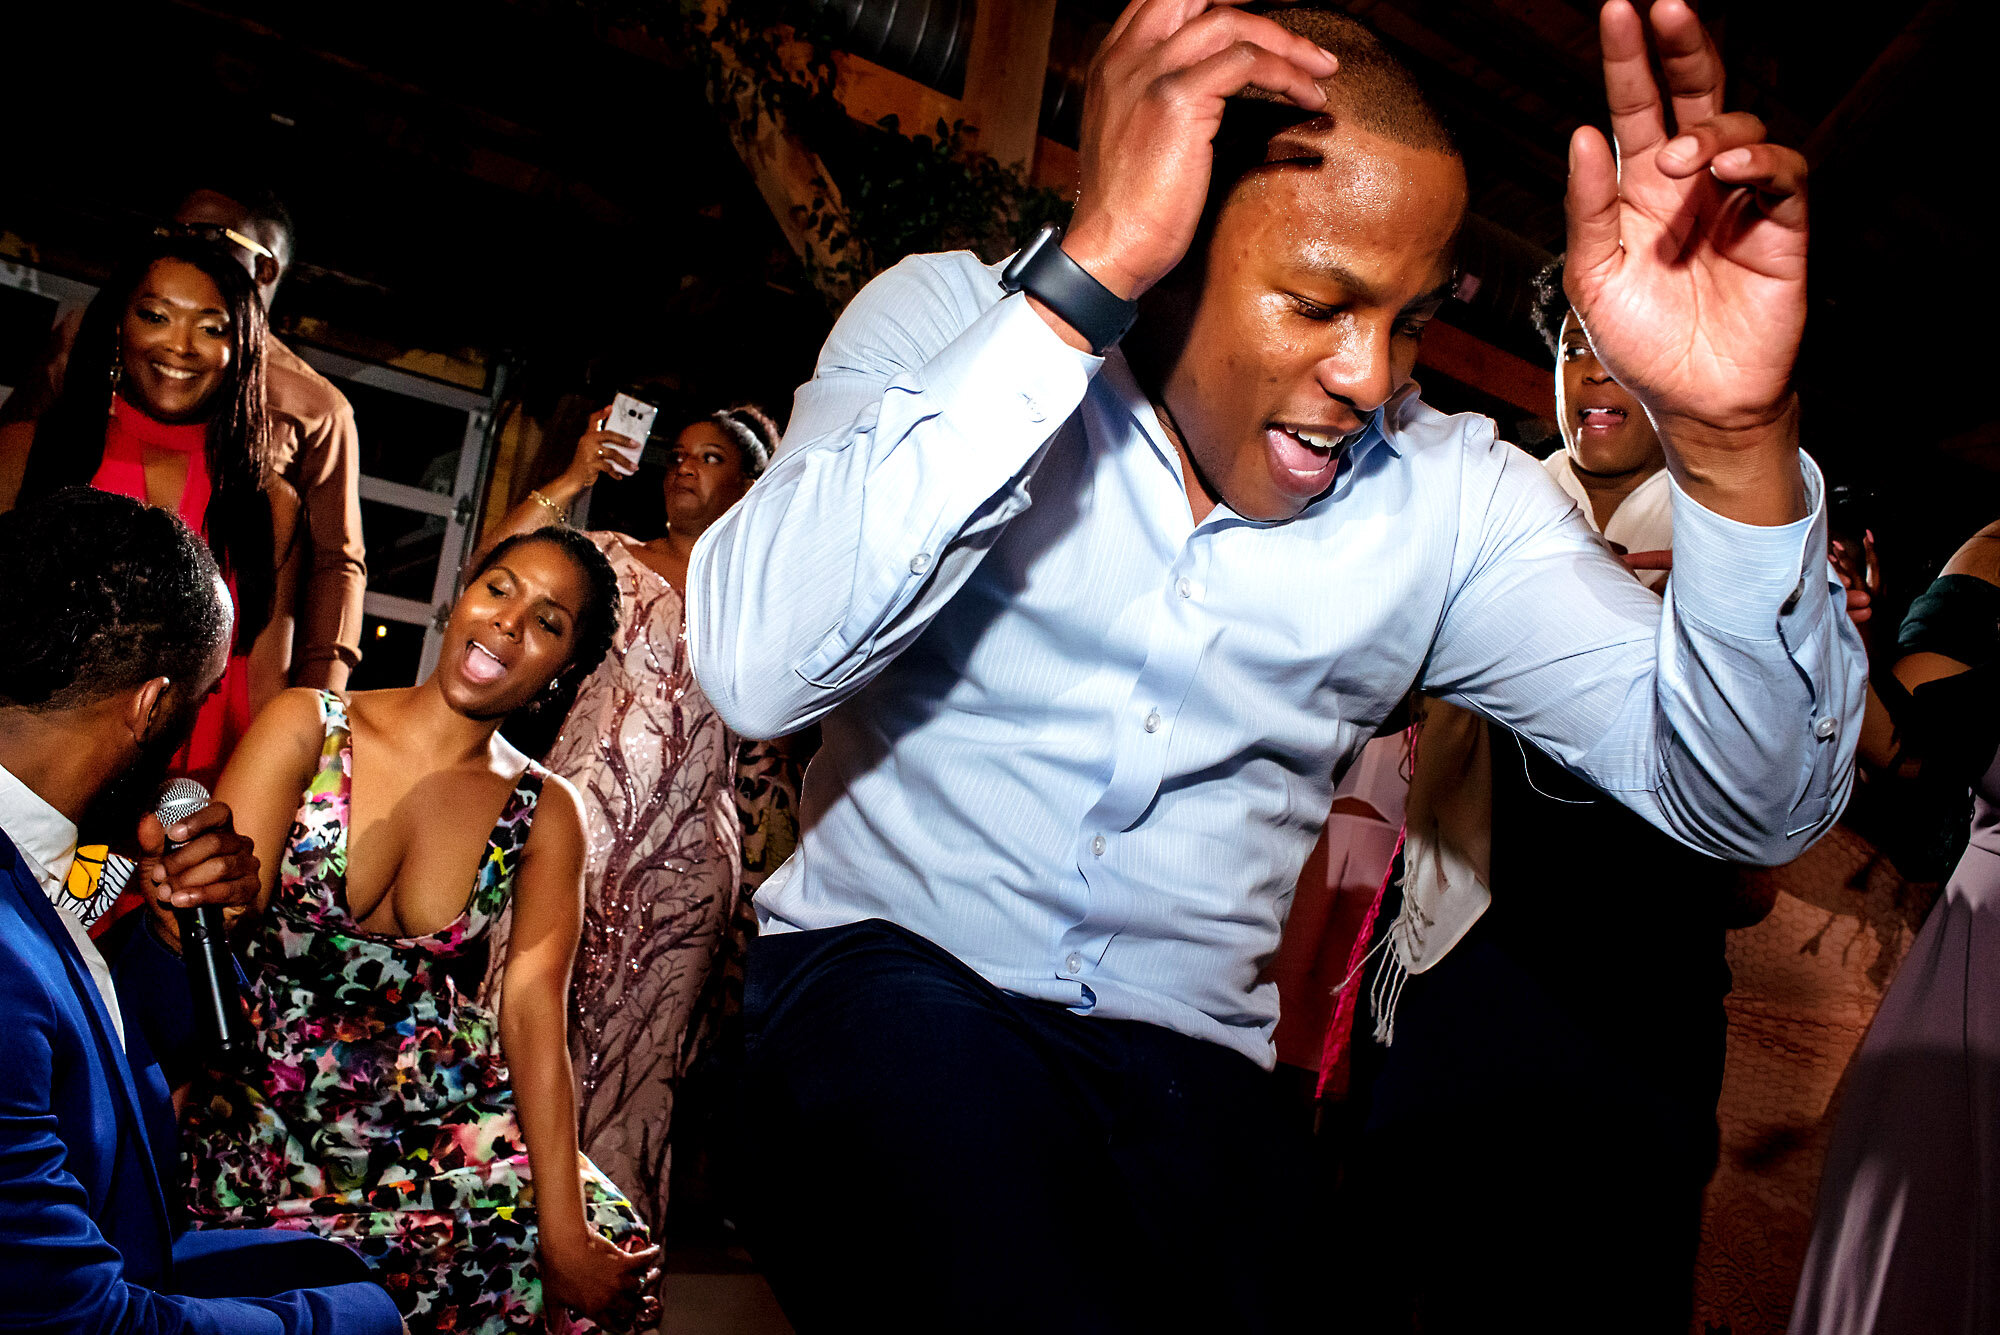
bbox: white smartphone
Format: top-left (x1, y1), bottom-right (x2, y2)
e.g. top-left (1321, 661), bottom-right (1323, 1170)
top-left (600, 393), bottom-right (656, 476)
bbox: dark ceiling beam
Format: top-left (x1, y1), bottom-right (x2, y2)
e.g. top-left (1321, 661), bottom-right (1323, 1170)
top-left (1803, 0), bottom-right (1959, 166)
top-left (163, 0), bottom-right (558, 157)
top-left (1342, 1), bottom-right (1573, 189)
top-left (1367, 0), bottom-right (1604, 127)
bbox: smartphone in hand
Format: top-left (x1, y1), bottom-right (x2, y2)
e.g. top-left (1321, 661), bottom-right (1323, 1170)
top-left (601, 394), bottom-right (657, 476)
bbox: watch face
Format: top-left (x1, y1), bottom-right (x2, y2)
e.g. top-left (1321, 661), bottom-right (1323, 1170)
top-left (1002, 224), bottom-right (1058, 290)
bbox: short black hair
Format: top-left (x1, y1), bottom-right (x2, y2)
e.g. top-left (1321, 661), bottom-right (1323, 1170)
top-left (0, 489), bottom-right (229, 712)
top-left (239, 189), bottom-right (297, 269)
top-left (1199, 6), bottom-right (1459, 240)
top-left (1255, 5), bottom-right (1458, 158)
top-left (473, 527), bottom-right (622, 758)
top-left (1531, 254), bottom-right (1569, 360)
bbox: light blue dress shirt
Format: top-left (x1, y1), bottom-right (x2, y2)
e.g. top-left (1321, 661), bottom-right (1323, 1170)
top-left (688, 251), bottom-right (1865, 1067)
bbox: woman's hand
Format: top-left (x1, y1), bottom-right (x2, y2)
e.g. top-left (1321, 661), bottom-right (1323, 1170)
top-left (559, 406), bottom-right (641, 492)
top-left (1830, 530), bottom-right (1880, 632)
top-left (539, 1226), bottom-right (662, 1326)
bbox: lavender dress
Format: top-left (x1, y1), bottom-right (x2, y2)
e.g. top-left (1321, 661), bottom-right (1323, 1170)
top-left (1789, 737), bottom-right (2000, 1333)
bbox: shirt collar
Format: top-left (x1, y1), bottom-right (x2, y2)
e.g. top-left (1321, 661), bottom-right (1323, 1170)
top-left (1097, 349), bottom-right (1182, 478)
top-left (0, 759), bottom-right (79, 898)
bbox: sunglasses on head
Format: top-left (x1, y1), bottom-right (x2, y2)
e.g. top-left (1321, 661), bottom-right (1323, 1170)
top-left (154, 221), bottom-right (274, 262)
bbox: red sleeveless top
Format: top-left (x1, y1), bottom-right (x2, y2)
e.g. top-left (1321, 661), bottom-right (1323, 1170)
top-left (92, 396), bottom-right (256, 790)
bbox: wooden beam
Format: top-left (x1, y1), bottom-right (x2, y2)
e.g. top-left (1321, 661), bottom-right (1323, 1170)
top-left (1803, 0), bottom-right (1959, 167)
top-left (960, 0), bottom-right (1061, 168)
top-left (832, 50), bottom-right (1081, 196)
top-left (833, 49), bottom-right (968, 138)
top-left (1416, 319), bottom-right (1551, 421)
top-left (697, 3), bottom-right (864, 306)
top-left (1030, 139), bottom-right (1080, 196)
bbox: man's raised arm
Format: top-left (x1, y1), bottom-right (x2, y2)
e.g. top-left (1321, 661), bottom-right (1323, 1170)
top-left (1428, 0), bottom-right (1859, 864)
top-left (1423, 434), bottom-right (1861, 865)
top-left (686, 255), bottom-right (1099, 739)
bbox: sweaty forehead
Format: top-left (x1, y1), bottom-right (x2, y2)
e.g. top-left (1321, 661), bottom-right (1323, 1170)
top-left (1229, 122), bottom-right (1465, 282)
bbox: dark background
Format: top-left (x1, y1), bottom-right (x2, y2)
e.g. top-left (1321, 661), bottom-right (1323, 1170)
top-left (2, 0), bottom-right (1992, 610)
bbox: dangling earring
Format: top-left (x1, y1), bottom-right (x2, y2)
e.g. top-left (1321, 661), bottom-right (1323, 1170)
top-left (108, 346), bottom-right (124, 414)
top-left (523, 675), bottom-right (566, 717)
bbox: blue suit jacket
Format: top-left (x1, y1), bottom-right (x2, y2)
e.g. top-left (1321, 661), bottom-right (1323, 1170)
top-left (0, 829), bottom-right (402, 1334)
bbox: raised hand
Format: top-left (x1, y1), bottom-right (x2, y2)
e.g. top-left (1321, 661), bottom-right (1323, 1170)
top-left (1056, 0), bottom-right (1337, 336)
top-left (1566, 0), bottom-right (1809, 523)
top-left (565, 406), bottom-right (641, 485)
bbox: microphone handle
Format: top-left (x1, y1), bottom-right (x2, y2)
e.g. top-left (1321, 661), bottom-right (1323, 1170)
top-left (172, 903), bottom-right (251, 1064)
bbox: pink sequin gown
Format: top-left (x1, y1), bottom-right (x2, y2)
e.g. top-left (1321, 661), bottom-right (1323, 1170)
top-left (482, 532), bottom-right (797, 1243)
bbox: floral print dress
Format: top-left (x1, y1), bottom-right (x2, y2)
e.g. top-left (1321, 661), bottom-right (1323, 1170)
top-left (180, 691), bottom-right (651, 1333)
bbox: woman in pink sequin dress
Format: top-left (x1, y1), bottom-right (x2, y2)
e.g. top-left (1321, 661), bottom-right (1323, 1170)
top-left (480, 402), bottom-right (798, 1249)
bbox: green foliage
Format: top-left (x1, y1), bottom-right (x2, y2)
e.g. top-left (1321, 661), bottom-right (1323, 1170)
top-left (838, 116), bottom-right (1071, 275)
top-left (586, 0), bottom-right (1070, 303)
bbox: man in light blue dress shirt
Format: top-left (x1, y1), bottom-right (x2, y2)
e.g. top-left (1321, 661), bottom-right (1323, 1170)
top-left (689, 1), bottom-right (1860, 1328)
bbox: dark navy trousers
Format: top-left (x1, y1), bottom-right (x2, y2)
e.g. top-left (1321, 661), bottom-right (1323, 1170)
top-left (735, 918), bottom-right (1315, 1333)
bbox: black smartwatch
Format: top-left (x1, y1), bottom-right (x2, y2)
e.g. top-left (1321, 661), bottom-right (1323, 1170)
top-left (999, 224), bottom-right (1140, 355)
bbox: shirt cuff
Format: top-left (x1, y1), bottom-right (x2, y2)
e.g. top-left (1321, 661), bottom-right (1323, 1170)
top-left (1668, 452), bottom-right (1829, 642)
top-left (899, 289), bottom-right (1102, 478)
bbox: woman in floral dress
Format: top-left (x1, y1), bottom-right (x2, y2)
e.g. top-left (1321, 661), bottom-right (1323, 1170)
top-left (479, 401), bottom-right (798, 1247)
top-left (181, 527), bottom-right (660, 1333)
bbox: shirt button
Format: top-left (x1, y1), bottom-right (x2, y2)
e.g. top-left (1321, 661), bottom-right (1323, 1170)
top-left (1814, 715), bottom-right (1838, 741)
top-left (1091, 834), bottom-right (1106, 857)
top-left (909, 552), bottom-right (933, 575)
top-left (1144, 709), bottom-right (1161, 734)
top-left (1065, 952), bottom-right (1084, 974)
top-left (1176, 577), bottom-right (1192, 599)
top-left (1022, 393), bottom-right (1044, 423)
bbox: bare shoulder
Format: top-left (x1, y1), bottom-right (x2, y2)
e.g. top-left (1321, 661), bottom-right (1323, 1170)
top-left (259, 685), bottom-right (336, 740)
top-left (1941, 519), bottom-right (2000, 586)
top-left (219, 687), bottom-right (333, 799)
top-left (526, 768), bottom-right (586, 850)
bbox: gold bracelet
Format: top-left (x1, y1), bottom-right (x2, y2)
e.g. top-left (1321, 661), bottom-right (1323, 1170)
top-left (528, 489), bottom-right (569, 523)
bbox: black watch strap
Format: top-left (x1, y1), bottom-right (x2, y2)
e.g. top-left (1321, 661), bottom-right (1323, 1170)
top-left (999, 225), bottom-right (1139, 355)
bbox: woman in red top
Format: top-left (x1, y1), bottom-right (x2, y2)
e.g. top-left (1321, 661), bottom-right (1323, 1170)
top-left (13, 234), bottom-right (300, 787)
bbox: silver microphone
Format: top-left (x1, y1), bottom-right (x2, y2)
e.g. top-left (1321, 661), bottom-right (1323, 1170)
top-left (153, 779), bottom-right (251, 1066)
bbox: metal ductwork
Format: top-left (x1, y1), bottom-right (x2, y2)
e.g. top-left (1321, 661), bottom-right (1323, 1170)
top-left (810, 0), bottom-right (977, 99)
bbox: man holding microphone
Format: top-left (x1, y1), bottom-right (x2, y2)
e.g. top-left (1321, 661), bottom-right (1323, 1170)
top-left (0, 489), bottom-right (399, 1334)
